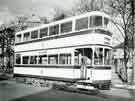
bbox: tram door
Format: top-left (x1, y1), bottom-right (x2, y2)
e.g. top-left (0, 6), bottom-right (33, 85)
top-left (75, 48), bottom-right (92, 80)
top-left (80, 56), bottom-right (87, 79)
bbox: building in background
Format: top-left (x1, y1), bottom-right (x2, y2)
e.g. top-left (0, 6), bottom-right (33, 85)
top-left (16, 14), bottom-right (46, 32)
top-left (113, 41), bottom-right (135, 82)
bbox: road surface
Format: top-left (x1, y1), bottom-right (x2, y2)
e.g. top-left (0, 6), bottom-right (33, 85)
top-left (0, 80), bottom-right (135, 101)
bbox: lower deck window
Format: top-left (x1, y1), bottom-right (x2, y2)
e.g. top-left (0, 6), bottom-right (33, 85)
top-left (59, 54), bottom-right (71, 64)
top-left (16, 54), bottom-right (21, 64)
top-left (38, 55), bottom-right (47, 64)
top-left (22, 56), bottom-right (29, 64)
top-left (74, 52), bottom-right (81, 65)
top-left (48, 55), bottom-right (58, 64)
top-left (30, 56), bottom-right (37, 64)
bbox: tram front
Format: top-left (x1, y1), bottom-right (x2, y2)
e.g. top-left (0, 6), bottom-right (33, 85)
top-left (75, 46), bottom-right (112, 90)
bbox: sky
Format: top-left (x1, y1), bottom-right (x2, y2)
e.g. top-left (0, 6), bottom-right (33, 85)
top-left (0, 0), bottom-right (76, 25)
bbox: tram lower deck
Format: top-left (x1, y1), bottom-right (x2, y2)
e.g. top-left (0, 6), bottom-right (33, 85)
top-left (14, 46), bottom-right (112, 89)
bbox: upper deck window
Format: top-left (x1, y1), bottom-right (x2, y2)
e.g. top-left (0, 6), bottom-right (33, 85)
top-left (40, 28), bottom-right (48, 38)
top-left (16, 34), bottom-right (22, 43)
top-left (104, 17), bottom-right (109, 27)
top-left (89, 16), bottom-right (93, 27)
top-left (49, 24), bottom-right (59, 36)
top-left (89, 16), bottom-right (103, 27)
top-left (75, 17), bottom-right (88, 31)
top-left (31, 30), bottom-right (38, 39)
top-left (23, 32), bottom-right (30, 41)
top-left (61, 21), bottom-right (72, 33)
top-left (95, 16), bottom-right (102, 26)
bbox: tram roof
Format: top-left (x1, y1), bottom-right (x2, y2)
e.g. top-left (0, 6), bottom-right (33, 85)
top-left (16, 11), bottom-right (111, 35)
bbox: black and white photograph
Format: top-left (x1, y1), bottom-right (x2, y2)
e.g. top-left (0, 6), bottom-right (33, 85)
top-left (0, 0), bottom-right (135, 101)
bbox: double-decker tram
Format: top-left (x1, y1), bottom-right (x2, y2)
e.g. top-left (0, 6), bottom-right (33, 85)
top-left (14, 11), bottom-right (112, 89)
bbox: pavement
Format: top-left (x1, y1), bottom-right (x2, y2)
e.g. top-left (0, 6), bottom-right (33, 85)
top-left (100, 88), bottom-right (135, 99)
top-left (12, 89), bottom-right (134, 101)
top-left (111, 69), bottom-right (135, 90)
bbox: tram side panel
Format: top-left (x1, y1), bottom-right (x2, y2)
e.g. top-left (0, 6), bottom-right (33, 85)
top-left (14, 67), bottom-right (81, 80)
top-left (14, 48), bottom-right (80, 81)
top-left (91, 68), bottom-right (111, 85)
top-left (15, 33), bottom-right (111, 52)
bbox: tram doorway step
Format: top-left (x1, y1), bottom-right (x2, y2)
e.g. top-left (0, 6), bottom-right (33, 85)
top-left (75, 80), bottom-right (96, 90)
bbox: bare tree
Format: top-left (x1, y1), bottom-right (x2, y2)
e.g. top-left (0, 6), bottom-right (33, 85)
top-left (17, 16), bottom-right (29, 31)
top-left (52, 7), bottom-right (68, 21)
top-left (71, 0), bottom-right (107, 15)
top-left (130, 0), bottom-right (135, 84)
top-left (0, 24), bottom-right (15, 73)
top-left (109, 0), bottom-right (134, 82)
top-left (40, 17), bottom-right (49, 24)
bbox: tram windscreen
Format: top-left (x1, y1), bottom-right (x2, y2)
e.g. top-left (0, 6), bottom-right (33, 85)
top-left (94, 48), bottom-right (103, 65)
top-left (94, 48), bottom-right (111, 65)
top-left (104, 49), bottom-right (111, 65)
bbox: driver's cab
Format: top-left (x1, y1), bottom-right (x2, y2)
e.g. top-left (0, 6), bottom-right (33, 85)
top-left (74, 47), bottom-right (111, 80)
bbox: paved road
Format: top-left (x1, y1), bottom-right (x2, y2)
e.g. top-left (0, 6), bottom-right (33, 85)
top-left (11, 89), bottom-right (134, 101)
top-left (0, 80), bottom-right (135, 101)
top-left (0, 80), bottom-right (50, 101)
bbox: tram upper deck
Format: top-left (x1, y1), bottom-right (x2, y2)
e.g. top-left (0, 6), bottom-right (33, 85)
top-left (15, 11), bottom-right (112, 45)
